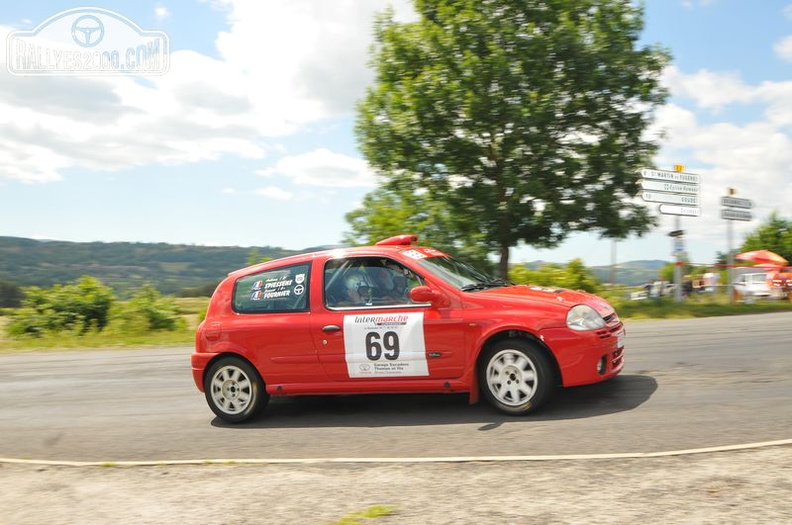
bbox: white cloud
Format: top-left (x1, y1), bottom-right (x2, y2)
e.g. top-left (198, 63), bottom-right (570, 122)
top-left (256, 148), bottom-right (377, 188)
top-left (0, 1), bottom-right (418, 183)
top-left (651, 67), bottom-right (792, 254)
top-left (661, 66), bottom-right (754, 112)
top-left (255, 186), bottom-right (293, 200)
top-left (681, 0), bottom-right (715, 8)
top-left (774, 35), bottom-right (792, 62)
top-left (154, 5), bottom-right (171, 20)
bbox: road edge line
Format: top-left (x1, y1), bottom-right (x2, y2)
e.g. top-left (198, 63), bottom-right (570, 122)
top-left (2, 439), bottom-right (790, 467)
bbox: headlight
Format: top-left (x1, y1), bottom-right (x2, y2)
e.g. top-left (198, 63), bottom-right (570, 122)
top-left (566, 304), bottom-right (606, 331)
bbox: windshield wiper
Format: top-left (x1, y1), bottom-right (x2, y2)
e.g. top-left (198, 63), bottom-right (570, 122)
top-left (461, 279), bottom-right (511, 292)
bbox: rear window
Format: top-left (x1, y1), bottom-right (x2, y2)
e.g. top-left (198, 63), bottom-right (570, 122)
top-left (233, 262), bottom-right (310, 313)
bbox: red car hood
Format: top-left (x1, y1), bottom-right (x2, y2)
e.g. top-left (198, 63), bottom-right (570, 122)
top-left (478, 285), bottom-right (616, 317)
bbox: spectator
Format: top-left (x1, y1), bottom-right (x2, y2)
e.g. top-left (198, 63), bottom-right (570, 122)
top-left (702, 269), bottom-right (720, 293)
top-left (683, 275), bottom-right (693, 298)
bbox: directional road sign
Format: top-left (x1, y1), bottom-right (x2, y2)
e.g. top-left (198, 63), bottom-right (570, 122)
top-left (721, 196), bottom-right (753, 209)
top-left (721, 209), bottom-right (753, 221)
top-left (659, 204), bottom-right (701, 217)
top-left (640, 180), bottom-right (699, 194)
top-left (640, 168), bottom-right (700, 185)
top-left (642, 191), bottom-right (699, 206)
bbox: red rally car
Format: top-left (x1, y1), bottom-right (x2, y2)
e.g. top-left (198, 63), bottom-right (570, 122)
top-left (192, 235), bottom-right (625, 423)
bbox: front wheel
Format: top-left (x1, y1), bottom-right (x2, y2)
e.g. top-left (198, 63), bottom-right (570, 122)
top-left (479, 339), bottom-right (556, 415)
top-left (204, 356), bottom-right (268, 423)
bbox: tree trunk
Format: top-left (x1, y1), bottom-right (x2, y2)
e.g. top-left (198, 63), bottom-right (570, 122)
top-left (498, 242), bottom-right (510, 279)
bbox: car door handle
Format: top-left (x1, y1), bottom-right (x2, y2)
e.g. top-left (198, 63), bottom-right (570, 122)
top-left (322, 325), bottom-right (341, 333)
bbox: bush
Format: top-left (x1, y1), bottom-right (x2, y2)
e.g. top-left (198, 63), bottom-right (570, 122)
top-left (110, 284), bottom-right (185, 334)
top-left (0, 281), bottom-right (23, 308)
top-left (6, 276), bottom-right (115, 337)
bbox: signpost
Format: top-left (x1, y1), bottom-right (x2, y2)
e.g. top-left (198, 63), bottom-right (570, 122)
top-left (721, 196), bottom-right (753, 210)
top-left (721, 189), bottom-right (755, 303)
top-left (659, 205), bottom-right (700, 217)
top-left (640, 180), bottom-right (699, 194)
top-left (640, 166), bottom-right (701, 302)
top-left (640, 168), bottom-right (701, 217)
top-left (721, 209), bottom-right (753, 221)
top-left (641, 192), bottom-right (699, 206)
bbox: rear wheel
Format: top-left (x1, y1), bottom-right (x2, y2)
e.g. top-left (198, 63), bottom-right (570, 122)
top-left (479, 339), bottom-right (556, 415)
top-left (204, 356), bottom-right (268, 423)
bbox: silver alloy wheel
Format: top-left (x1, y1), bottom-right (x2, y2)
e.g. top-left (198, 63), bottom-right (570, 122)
top-left (485, 348), bottom-right (538, 407)
top-left (210, 364), bottom-right (253, 415)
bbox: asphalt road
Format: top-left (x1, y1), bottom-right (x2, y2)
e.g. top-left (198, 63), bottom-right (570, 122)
top-left (1, 313), bottom-right (790, 463)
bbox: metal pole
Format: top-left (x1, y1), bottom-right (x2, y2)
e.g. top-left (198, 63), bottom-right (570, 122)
top-left (727, 217), bottom-right (734, 303)
top-left (610, 239), bottom-right (616, 285)
top-left (674, 215), bottom-right (682, 303)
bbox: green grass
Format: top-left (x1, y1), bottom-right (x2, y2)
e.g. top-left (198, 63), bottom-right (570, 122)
top-left (611, 294), bottom-right (792, 320)
top-left (330, 505), bottom-right (396, 525)
top-left (172, 296), bottom-right (210, 314)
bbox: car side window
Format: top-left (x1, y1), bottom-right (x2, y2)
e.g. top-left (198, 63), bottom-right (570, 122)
top-left (324, 257), bottom-right (423, 308)
top-left (233, 262), bottom-right (310, 313)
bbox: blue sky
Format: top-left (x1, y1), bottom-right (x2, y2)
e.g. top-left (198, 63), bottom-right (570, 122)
top-left (1, 0), bottom-right (791, 268)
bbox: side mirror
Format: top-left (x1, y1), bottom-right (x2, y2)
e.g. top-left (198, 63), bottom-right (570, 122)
top-left (409, 285), bottom-right (443, 305)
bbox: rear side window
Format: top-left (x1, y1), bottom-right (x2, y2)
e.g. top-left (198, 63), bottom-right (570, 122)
top-left (233, 263), bottom-right (310, 313)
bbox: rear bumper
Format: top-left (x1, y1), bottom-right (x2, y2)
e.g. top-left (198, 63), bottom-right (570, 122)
top-left (190, 352), bottom-right (218, 392)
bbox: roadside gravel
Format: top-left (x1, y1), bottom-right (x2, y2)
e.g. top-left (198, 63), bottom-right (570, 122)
top-left (2, 445), bottom-right (790, 524)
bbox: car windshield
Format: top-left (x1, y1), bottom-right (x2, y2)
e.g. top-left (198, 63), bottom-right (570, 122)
top-left (416, 255), bottom-right (508, 291)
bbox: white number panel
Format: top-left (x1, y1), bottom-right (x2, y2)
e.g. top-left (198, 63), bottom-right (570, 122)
top-left (343, 312), bottom-right (428, 378)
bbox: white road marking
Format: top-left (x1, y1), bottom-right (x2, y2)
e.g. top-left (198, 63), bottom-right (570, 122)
top-left (2, 439), bottom-right (790, 467)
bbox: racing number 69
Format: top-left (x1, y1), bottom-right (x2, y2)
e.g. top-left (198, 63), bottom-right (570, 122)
top-left (365, 331), bottom-right (400, 361)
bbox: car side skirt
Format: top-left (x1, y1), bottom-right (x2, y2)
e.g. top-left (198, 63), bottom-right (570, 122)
top-left (266, 379), bottom-right (470, 396)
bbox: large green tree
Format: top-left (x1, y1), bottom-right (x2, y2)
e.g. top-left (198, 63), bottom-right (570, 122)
top-left (344, 173), bottom-right (493, 270)
top-left (355, 0), bottom-right (670, 277)
top-left (740, 212), bottom-right (792, 263)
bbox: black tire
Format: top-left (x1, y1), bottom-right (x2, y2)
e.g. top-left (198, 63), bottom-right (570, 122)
top-left (204, 356), bottom-right (269, 423)
top-left (478, 339), bottom-right (556, 415)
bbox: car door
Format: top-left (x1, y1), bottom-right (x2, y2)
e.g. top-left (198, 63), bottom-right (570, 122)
top-left (311, 256), bottom-right (467, 382)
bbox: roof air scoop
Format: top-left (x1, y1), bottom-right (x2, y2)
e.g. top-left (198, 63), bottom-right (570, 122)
top-left (375, 234), bottom-right (418, 246)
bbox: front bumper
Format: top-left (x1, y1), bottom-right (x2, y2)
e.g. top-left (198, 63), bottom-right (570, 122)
top-left (539, 325), bottom-right (625, 387)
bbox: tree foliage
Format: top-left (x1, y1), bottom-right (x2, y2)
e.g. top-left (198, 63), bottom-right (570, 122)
top-left (6, 276), bottom-right (115, 337)
top-left (344, 176), bottom-right (493, 271)
top-left (509, 258), bottom-right (600, 293)
top-left (739, 212), bottom-right (792, 264)
top-left (355, 0), bottom-right (670, 277)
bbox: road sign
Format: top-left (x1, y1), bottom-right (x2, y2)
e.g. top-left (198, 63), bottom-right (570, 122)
top-left (659, 204), bottom-right (701, 217)
top-left (640, 180), bottom-right (699, 194)
top-left (721, 196), bottom-right (753, 209)
top-left (721, 209), bottom-right (753, 221)
top-left (642, 192), bottom-right (699, 206)
top-left (673, 236), bottom-right (685, 255)
top-left (640, 168), bottom-right (700, 185)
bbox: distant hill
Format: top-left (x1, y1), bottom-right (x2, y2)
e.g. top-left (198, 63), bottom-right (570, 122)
top-left (590, 260), bottom-right (668, 286)
top-left (0, 236), bottom-right (668, 296)
top-left (521, 259), bottom-right (668, 286)
top-left (0, 236), bottom-right (306, 296)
